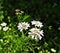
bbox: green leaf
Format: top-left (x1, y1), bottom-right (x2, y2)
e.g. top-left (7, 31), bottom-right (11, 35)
top-left (23, 15), bottom-right (30, 21)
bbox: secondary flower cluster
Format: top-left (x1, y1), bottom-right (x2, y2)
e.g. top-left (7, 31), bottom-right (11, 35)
top-left (0, 22), bottom-right (9, 31)
top-left (17, 20), bottom-right (44, 40)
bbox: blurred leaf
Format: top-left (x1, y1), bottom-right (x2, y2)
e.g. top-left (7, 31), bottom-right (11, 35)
top-left (48, 26), bottom-right (52, 30)
top-left (0, 15), bottom-right (4, 21)
top-left (39, 51), bottom-right (42, 53)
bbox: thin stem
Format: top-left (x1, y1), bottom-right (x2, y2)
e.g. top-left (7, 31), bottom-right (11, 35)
top-left (22, 31), bottom-right (24, 37)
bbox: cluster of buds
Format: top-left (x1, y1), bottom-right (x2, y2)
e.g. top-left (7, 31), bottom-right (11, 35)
top-left (15, 9), bottom-right (24, 15)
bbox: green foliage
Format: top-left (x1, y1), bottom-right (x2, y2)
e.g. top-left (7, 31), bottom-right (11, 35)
top-left (0, 0), bottom-right (4, 21)
top-left (16, 11), bottom-right (31, 22)
top-left (0, 27), bottom-right (39, 53)
top-left (0, 0), bottom-right (60, 53)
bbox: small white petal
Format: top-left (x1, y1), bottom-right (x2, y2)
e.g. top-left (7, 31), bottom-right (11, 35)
top-left (31, 35), bottom-right (34, 38)
top-left (31, 20), bottom-right (36, 25)
top-left (28, 32), bottom-right (31, 34)
top-left (38, 36), bottom-right (42, 40)
top-left (40, 30), bottom-right (44, 36)
top-left (35, 36), bottom-right (38, 40)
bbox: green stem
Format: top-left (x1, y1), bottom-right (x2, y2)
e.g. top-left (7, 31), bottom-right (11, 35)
top-left (22, 31), bottom-right (24, 37)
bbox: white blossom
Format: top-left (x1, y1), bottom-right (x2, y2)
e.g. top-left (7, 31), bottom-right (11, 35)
top-left (15, 12), bottom-right (19, 15)
top-left (31, 20), bottom-right (43, 27)
top-left (0, 39), bottom-right (3, 42)
top-left (1, 22), bottom-right (7, 26)
top-left (28, 28), bottom-right (44, 40)
top-left (15, 9), bottom-right (20, 12)
top-left (17, 22), bottom-right (30, 31)
top-left (51, 48), bottom-right (56, 52)
top-left (20, 11), bottom-right (24, 13)
top-left (3, 27), bottom-right (8, 31)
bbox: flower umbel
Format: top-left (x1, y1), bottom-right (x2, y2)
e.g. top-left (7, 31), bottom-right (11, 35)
top-left (28, 28), bottom-right (44, 40)
top-left (31, 20), bottom-right (43, 27)
top-left (17, 22), bottom-right (30, 31)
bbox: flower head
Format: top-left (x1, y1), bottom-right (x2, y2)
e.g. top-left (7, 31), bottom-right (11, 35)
top-left (31, 20), bottom-right (43, 27)
top-left (20, 11), bottom-right (24, 13)
top-left (15, 9), bottom-right (20, 15)
top-left (17, 22), bottom-right (30, 31)
top-left (28, 28), bottom-right (44, 40)
top-left (51, 48), bottom-right (56, 52)
top-left (3, 27), bottom-right (8, 31)
top-left (1, 22), bottom-right (7, 26)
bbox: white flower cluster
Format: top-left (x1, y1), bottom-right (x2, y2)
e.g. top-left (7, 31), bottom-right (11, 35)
top-left (17, 20), bottom-right (44, 40)
top-left (15, 9), bottom-right (24, 15)
top-left (29, 20), bottom-right (44, 40)
top-left (0, 22), bottom-right (8, 31)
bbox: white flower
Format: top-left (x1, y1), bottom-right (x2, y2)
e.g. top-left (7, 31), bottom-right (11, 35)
top-left (1, 22), bottom-right (7, 26)
top-left (51, 48), bottom-right (56, 52)
top-left (20, 11), bottom-right (24, 13)
top-left (17, 22), bottom-right (30, 31)
top-left (0, 26), bottom-right (2, 30)
top-left (28, 28), bottom-right (44, 40)
top-left (15, 9), bottom-right (20, 12)
top-left (0, 39), bottom-right (3, 42)
top-left (3, 27), bottom-right (8, 31)
top-left (15, 12), bottom-right (19, 15)
top-left (31, 20), bottom-right (43, 27)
